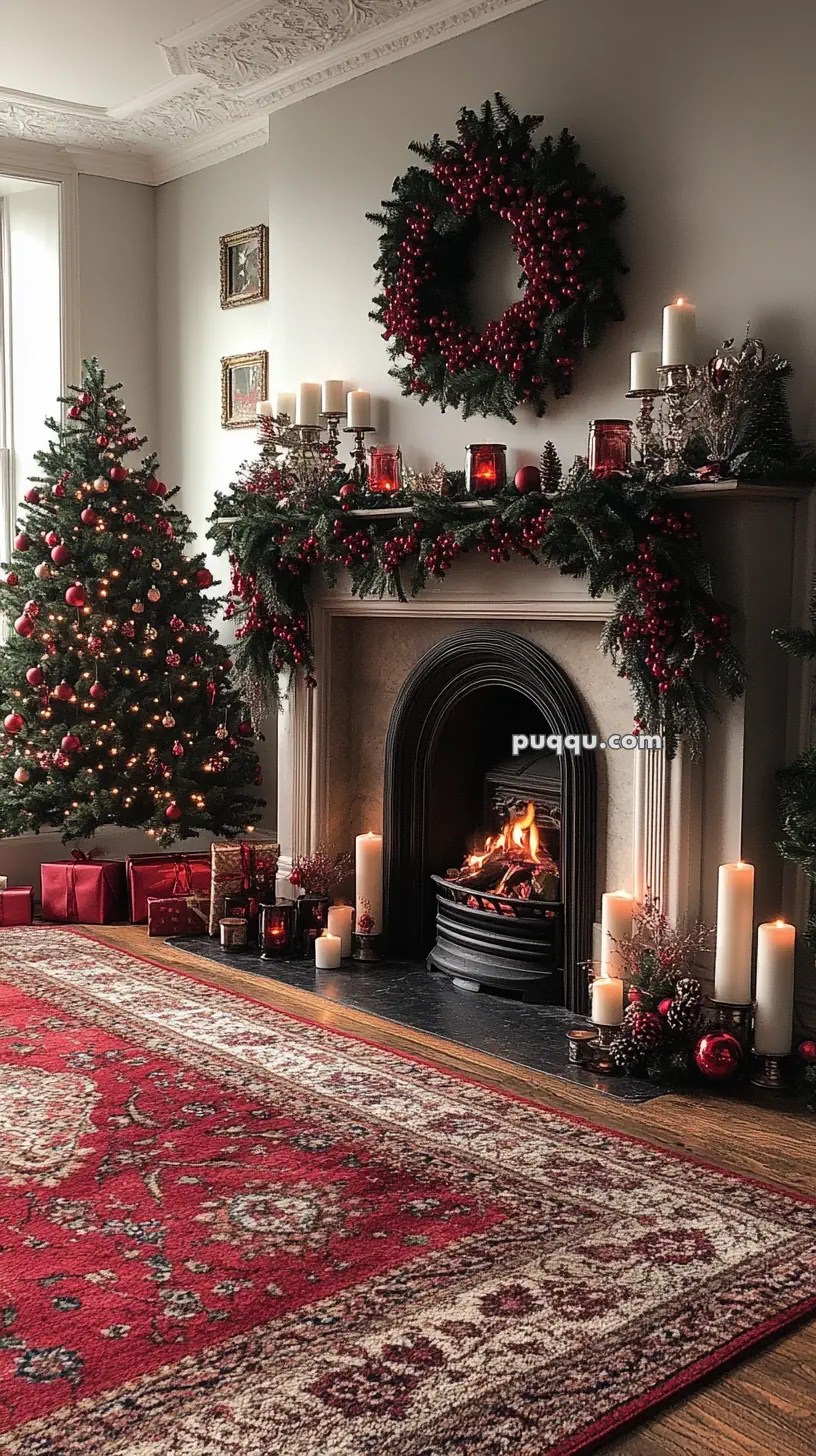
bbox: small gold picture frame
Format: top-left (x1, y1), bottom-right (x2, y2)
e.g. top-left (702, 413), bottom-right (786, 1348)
top-left (221, 351), bottom-right (268, 429)
top-left (220, 224), bottom-right (268, 309)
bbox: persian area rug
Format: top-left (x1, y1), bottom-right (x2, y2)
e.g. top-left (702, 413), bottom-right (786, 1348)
top-left (0, 930), bottom-right (814, 1456)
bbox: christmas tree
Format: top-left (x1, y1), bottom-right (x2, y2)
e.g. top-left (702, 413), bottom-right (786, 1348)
top-left (0, 359), bottom-right (263, 844)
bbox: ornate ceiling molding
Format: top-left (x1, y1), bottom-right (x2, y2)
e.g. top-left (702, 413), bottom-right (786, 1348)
top-left (0, 0), bottom-right (541, 185)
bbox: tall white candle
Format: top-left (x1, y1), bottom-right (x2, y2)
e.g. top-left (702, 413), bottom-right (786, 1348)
top-left (327, 903), bottom-right (354, 957)
top-left (314, 930), bottom-right (342, 970)
top-left (322, 380), bottom-right (345, 414)
top-left (754, 920), bottom-right (796, 1055)
top-left (296, 383), bottom-right (321, 427)
top-left (347, 390), bottom-right (371, 429)
top-left (630, 350), bottom-right (660, 392)
top-left (272, 391), bottom-right (296, 422)
top-left (256, 399), bottom-right (274, 417)
top-left (662, 298), bottom-right (696, 366)
top-left (713, 861), bottom-right (755, 1003)
top-left (591, 977), bottom-right (624, 1027)
top-left (355, 831), bottom-right (382, 936)
top-left (601, 891), bottom-right (634, 978)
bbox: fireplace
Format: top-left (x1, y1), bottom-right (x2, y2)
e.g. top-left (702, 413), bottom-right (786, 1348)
top-left (383, 629), bottom-right (596, 1011)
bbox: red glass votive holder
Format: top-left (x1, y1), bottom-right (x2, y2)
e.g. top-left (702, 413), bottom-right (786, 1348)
top-left (466, 443), bottom-right (507, 495)
top-left (259, 901), bottom-right (296, 959)
top-left (368, 446), bottom-right (402, 494)
top-left (587, 420), bottom-right (633, 478)
top-left (224, 892), bottom-right (260, 943)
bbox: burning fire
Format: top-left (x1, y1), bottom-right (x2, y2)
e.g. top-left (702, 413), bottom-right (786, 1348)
top-left (450, 800), bottom-right (559, 902)
top-left (465, 801), bottom-right (543, 872)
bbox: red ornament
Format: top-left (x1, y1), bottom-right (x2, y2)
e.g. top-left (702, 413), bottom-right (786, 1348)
top-left (67, 405), bottom-right (81, 420)
top-left (165, 802), bottom-right (183, 822)
top-left (60, 733), bottom-right (81, 754)
top-left (14, 615), bottom-right (34, 637)
top-left (65, 584), bottom-right (87, 608)
top-left (53, 483), bottom-right (66, 499)
top-left (14, 532), bottom-right (30, 552)
top-left (109, 465), bottom-right (128, 482)
top-left (24, 488), bottom-right (40, 505)
top-left (45, 531), bottom-right (59, 548)
top-left (80, 393), bottom-right (92, 405)
top-left (657, 997), bottom-right (673, 1019)
top-left (51, 544), bottom-right (72, 565)
top-left (89, 681), bottom-right (106, 702)
top-left (96, 434), bottom-right (109, 448)
top-left (694, 1030), bottom-right (742, 1081)
top-left (131, 547), bottom-right (143, 559)
top-left (22, 600), bottom-right (40, 619)
top-left (80, 507), bottom-right (99, 526)
top-left (338, 483), bottom-right (357, 499)
top-left (627, 986), bottom-right (642, 1004)
top-left (155, 481), bottom-right (168, 497)
top-left (145, 478), bottom-right (161, 496)
top-left (171, 741), bottom-right (184, 758)
top-left (514, 465), bottom-right (541, 493)
top-left (798, 1039), bottom-right (816, 1065)
top-left (53, 680), bottom-right (75, 702)
top-left (26, 666), bottom-right (44, 687)
top-left (123, 512), bottom-right (136, 524)
top-left (238, 722), bottom-right (252, 737)
top-left (3, 712), bottom-right (24, 735)
top-left (4, 571), bottom-right (18, 587)
top-left (194, 568), bottom-right (213, 588)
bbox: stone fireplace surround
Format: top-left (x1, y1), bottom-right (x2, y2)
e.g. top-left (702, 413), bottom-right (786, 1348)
top-left (275, 483), bottom-right (816, 1024)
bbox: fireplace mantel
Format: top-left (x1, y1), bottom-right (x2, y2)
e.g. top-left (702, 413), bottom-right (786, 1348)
top-left (274, 482), bottom-right (816, 1020)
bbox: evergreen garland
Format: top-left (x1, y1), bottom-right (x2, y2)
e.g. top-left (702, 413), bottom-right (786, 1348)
top-left (368, 95), bottom-right (626, 423)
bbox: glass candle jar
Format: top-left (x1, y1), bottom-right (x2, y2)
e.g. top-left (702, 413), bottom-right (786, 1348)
top-left (587, 420), bottom-right (633, 478)
top-left (259, 900), bottom-right (296, 959)
top-left (296, 895), bottom-right (330, 956)
top-left (465, 443), bottom-right (507, 495)
top-left (368, 446), bottom-right (403, 494)
top-left (224, 893), bottom-right (260, 943)
top-left (219, 917), bottom-right (248, 951)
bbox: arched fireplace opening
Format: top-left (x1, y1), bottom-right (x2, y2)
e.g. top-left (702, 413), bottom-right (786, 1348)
top-left (383, 629), bottom-right (596, 1013)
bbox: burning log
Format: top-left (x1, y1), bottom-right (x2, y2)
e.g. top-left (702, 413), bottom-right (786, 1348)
top-left (446, 800), bottom-right (559, 901)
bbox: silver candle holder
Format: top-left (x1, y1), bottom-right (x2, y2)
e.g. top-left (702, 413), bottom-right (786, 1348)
top-left (708, 998), bottom-right (755, 1056)
top-left (750, 1052), bottom-right (787, 1090)
top-left (625, 388), bottom-right (663, 468)
top-left (344, 425), bottom-right (376, 487)
top-left (588, 1023), bottom-right (618, 1073)
top-left (656, 364), bottom-right (697, 475)
top-left (321, 411), bottom-right (346, 454)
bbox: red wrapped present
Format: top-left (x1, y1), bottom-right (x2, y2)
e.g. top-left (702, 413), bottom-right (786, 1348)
top-left (0, 887), bottom-right (33, 926)
top-left (40, 853), bottom-right (126, 924)
top-left (147, 893), bottom-right (210, 938)
top-left (127, 853), bottom-right (211, 924)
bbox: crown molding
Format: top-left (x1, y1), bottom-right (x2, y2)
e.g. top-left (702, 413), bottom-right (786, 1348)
top-left (152, 116), bottom-right (270, 185)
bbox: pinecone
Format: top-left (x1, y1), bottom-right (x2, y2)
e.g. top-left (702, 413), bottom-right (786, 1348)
top-left (539, 441), bottom-right (563, 493)
top-left (625, 1007), bottom-right (664, 1054)
top-left (667, 976), bottom-right (703, 1034)
top-left (609, 1030), bottom-right (644, 1075)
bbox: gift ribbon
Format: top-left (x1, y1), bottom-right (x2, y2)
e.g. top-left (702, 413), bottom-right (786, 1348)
top-left (239, 841), bottom-right (255, 892)
top-left (71, 848), bottom-right (106, 862)
top-left (171, 860), bottom-right (193, 895)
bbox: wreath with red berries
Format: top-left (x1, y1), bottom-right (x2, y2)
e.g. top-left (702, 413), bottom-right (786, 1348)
top-left (368, 95), bottom-right (627, 423)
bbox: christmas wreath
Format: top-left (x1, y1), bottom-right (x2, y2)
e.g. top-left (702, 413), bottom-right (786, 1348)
top-left (368, 95), bottom-right (627, 423)
top-left (208, 443), bottom-right (745, 757)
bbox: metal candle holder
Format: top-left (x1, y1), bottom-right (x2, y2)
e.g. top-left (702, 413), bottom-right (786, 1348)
top-left (566, 1027), bottom-right (597, 1066)
top-left (588, 1023), bottom-right (618, 1072)
top-left (352, 931), bottom-right (383, 963)
top-left (750, 1052), bottom-right (787, 1089)
top-left (625, 388), bottom-right (663, 467)
top-left (343, 425), bottom-right (376, 487)
top-left (656, 364), bottom-right (696, 475)
top-left (321, 411), bottom-right (346, 453)
top-left (708, 998), bottom-right (754, 1055)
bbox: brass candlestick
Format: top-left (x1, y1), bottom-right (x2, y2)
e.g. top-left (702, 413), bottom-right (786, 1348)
top-left (344, 425), bottom-right (376, 487)
top-left (626, 388), bottom-right (662, 468)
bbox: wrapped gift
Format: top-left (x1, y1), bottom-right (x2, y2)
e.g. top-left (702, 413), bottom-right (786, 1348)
top-left (0, 886), bottom-right (33, 926)
top-left (209, 838), bottom-right (279, 935)
top-left (127, 852), bottom-right (211, 924)
top-left (147, 892), bottom-right (210, 938)
top-left (41, 854), bottom-right (126, 924)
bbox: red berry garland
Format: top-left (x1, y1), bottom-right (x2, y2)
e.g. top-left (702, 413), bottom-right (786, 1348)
top-left (369, 95), bottom-right (626, 423)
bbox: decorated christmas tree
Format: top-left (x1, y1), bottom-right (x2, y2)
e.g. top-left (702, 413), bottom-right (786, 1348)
top-left (0, 359), bottom-right (262, 843)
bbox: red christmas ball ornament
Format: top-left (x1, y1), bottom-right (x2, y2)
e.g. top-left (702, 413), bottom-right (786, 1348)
top-left (694, 1030), bottom-right (742, 1081)
top-left (65, 584), bottom-right (87, 608)
top-left (123, 512), bottom-right (136, 524)
top-left (238, 721), bottom-right (252, 737)
top-left (155, 481), bottom-right (167, 497)
top-left (5, 571), bottom-right (19, 587)
top-left (80, 507), bottom-right (99, 526)
top-left (109, 465), bottom-right (128, 483)
top-left (53, 680), bottom-right (74, 702)
top-left (60, 733), bottom-right (81, 754)
top-left (80, 393), bottom-right (92, 406)
top-left (14, 615), bottom-right (34, 638)
top-left (89, 681), bottom-right (106, 702)
top-left (67, 405), bottom-right (81, 420)
top-left (657, 997), bottom-right (673, 1019)
top-left (514, 464), bottom-right (541, 494)
top-left (53, 483), bottom-right (66, 499)
top-left (3, 712), bottom-right (24, 735)
top-left (627, 986), bottom-right (642, 1004)
top-left (145, 477), bottom-right (161, 496)
top-left (96, 434), bottom-right (109, 448)
top-left (24, 487), bottom-right (40, 505)
top-left (165, 802), bottom-right (183, 822)
top-left (223, 658), bottom-right (233, 671)
top-left (194, 568), bottom-right (213, 588)
top-left (14, 532), bottom-right (30, 552)
top-left (14, 766), bottom-right (30, 784)
top-left (45, 531), bottom-right (59, 548)
top-left (26, 666), bottom-right (44, 687)
top-left (338, 483), bottom-right (357, 499)
top-left (798, 1039), bottom-right (816, 1065)
top-left (51, 543), bottom-right (71, 566)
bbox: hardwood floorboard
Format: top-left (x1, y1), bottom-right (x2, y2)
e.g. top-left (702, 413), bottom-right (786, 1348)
top-left (78, 924), bottom-right (816, 1456)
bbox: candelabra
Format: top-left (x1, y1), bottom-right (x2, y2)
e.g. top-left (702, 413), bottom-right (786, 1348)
top-left (625, 389), bottom-right (663, 468)
top-left (343, 425), bottom-right (376, 487)
top-left (321, 411), bottom-right (346, 454)
top-left (656, 364), bottom-right (697, 475)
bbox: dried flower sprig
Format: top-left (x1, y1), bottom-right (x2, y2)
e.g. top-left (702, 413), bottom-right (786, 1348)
top-left (289, 844), bottom-right (354, 898)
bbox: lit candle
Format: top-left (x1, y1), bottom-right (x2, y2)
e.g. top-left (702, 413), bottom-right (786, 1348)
top-left (314, 929), bottom-right (342, 970)
top-left (591, 976), bottom-right (624, 1027)
top-left (630, 350), bottom-right (660, 392)
top-left (661, 298), bottom-right (696, 367)
top-left (322, 380), bottom-right (345, 414)
top-left (255, 399), bottom-right (274, 417)
top-left (347, 390), bottom-right (371, 429)
top-left (601, 891), bottom-right (634, 978)
top-left (272, 390), bottom-right (296, 422)
top-left (713, 861), bottom-right (755, 1003)
top-left (754, 919), bottom-right (796, 1055)
top-left (296, 383), bottom-right (321, 426)
top-left (355, 831), bottom-right (382, 936)
top-left (327, 903), bottom-right (354, 957)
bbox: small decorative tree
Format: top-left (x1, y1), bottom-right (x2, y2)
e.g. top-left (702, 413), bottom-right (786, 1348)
top-left (0, 359), bottom-right (262, 844)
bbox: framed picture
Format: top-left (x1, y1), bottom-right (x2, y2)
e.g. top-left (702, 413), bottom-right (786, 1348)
top-left (221, 351), bottom-right (268, 429)
top-left (220, 224), bottom-right (268, 309)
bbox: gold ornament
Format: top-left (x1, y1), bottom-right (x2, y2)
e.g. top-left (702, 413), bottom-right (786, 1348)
top-left (132, 600), bottom-right (145, 614)
top-left (147, 586), bottom-right (161, 603)
top-left (14, 766), bottom-right (30, 784)
top-left (215, 724), bottom-right (228, 740)
top-left (93, 477), bottom-right (109, 494)
top-left (406, 462), bottom-right (449, 497)
top-left (144, 624), bottom-right (158, 641)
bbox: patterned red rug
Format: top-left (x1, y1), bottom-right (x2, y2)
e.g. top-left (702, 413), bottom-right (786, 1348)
top-left (0, 928), bottom-right (814, 1456)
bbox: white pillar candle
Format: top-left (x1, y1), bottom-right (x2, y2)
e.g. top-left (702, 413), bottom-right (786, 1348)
top-left (630, 350), bottom-right (660, 392)
top-left (0, 876), bottom-right (7, 891)
top-left (713, 861), bottom-right (755, 1003)
top-left (601, 891), bottom-right (634, 978)
top-left (327, 903), bottom-right (354, 957)
top-left (296, 383), bottom-right (321, 427)
top-left (355, 831), bottom-right (382, 936)
top-left (754, 920), bottom-right (796, 1055)
top-left (591, 977), bottom-right (624, 1027)
top-left (314, 930), bottom-right (342, 970)
top-left (661, 298), bottom-right (696, 366)
top-left (347, 390), bottom-right (371, 429)
top-left (322, 380), bottom-right (345, 414)
top-left (273, 391), bottom-right (296, 422)
top-left (256, 399), bottom-right (274, 417)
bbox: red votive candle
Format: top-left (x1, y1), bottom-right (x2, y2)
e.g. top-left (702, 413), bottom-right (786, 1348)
top-left (466, 443), bottom-right (507, 495)
top-left (259, 901), bottom-right (296, 958)
top-left (587, 420), bottom-right (633, 478)
top-left (368, 446), bottom-right (402, 494)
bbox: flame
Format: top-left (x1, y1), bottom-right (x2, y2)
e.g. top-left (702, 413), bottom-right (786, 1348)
top-left (465, 800), bottom-right (545, 871)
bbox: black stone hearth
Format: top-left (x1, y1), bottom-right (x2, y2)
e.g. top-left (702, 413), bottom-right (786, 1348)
top-left (383, 628), bottom-right (596, 1013)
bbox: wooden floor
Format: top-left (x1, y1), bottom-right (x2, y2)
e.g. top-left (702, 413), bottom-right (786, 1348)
top-left (91, 925), bottom-right (816, 1456)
